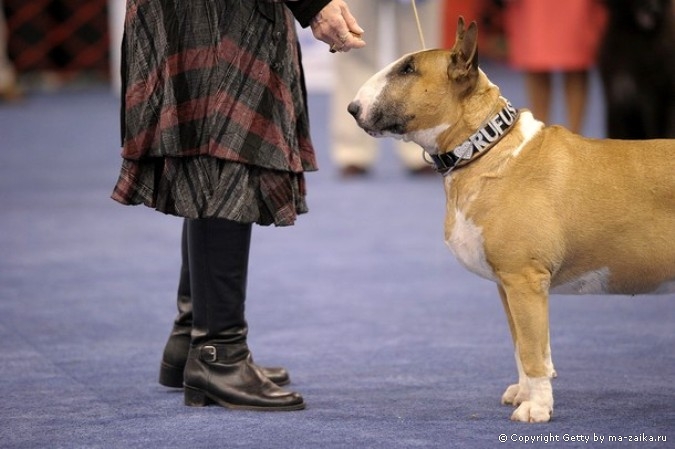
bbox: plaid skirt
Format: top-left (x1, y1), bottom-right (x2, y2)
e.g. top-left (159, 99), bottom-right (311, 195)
top-left (111, 156), bottom-right (309, 227)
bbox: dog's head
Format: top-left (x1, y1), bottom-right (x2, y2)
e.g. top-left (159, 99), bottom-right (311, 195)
top-left (348, 18), bottom-right (488, 152)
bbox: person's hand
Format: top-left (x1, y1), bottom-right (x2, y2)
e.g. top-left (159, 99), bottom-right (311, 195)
top-left (309, 0), bottom-right (366, 53)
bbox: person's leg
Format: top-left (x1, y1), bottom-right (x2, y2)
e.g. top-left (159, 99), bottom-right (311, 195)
top-left (182, 218), bottom-right (304, 410)
top-left (158, 220), bottom-right (193, 387)
top-left (159, 220), bottom-right (291, 388)
top-left (563, 69), bottom-right (589, 134)
top-left (524, 71), bottom-right (552, 125)
top-left (331, 0), bottom-right (380, 176)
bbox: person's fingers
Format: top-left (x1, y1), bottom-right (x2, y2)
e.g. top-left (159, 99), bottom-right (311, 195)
top-left (309, 12), bottom-right (333, 44)
top-left (328, 31), bottom-right (364, 53)
top-left (310, 1), bottom-right (366, 53)
top-left (327, 4), bottom-right (363, 47)
top-left (340, 32), bottom-right (365, 52)
top-left (340, 4), bottom-right (364, 35)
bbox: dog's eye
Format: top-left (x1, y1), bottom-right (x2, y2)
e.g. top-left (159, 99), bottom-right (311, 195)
top-left (400, 61), bottom-right (416, 75)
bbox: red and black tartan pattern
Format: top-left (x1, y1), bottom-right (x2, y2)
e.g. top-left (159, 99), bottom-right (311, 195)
top-left (4, 0), bottom-right (109, 73)
top-left (119, 0), bottom-right (316, 172)
top-left (112, 0), bottom-right (317, 226)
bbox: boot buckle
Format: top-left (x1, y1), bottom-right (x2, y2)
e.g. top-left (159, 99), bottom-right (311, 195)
top-left (200, 345), bottom-right (217, 363)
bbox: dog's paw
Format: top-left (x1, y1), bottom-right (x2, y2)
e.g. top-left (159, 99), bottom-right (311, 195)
top-left (510, 401), bottom-right (552, 423)
top-left (501, 383), bottom-right (528, 406)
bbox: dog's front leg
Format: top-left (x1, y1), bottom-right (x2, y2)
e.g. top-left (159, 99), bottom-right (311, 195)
top-left (498, 285), bottom-right (528, 405)
top-left (500, 284), bottom-right (556, 407)
top-left (498, 271), bottom-right (554, 423)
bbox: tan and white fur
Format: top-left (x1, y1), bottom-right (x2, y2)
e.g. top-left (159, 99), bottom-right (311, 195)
top-left (347, 18), bottom-right (675, 422)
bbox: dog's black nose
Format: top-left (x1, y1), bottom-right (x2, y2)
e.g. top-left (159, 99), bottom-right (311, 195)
top-left (347, 101), bottom-right (361, 117)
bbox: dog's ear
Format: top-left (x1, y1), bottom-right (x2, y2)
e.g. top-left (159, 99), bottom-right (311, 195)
top-left (461, 20), bottom-right (479, 71)
top-left (455, 16), bottom-right (467, 42)
top-left (448, 17), bottom-right (479, 94)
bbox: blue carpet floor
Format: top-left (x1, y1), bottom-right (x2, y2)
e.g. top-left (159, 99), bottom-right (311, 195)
top-left (0, 62), bottom-right (673, 449)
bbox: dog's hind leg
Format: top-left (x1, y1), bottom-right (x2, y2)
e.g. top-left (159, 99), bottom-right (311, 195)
top-left (498, 270), bottom-right (554, 423)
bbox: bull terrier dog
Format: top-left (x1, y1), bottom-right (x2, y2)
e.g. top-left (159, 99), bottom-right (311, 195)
top-left (347, 18), bottom-right (675, 422)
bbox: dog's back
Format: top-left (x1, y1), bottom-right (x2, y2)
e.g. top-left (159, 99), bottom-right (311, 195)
top-left (598, 0), bottom-right (675, 139)
top-left (531, 129), bottom-right (675, 294)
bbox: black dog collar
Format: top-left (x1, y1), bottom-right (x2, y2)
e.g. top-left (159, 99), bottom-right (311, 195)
top-left (430, 101), bottom-right (519, 175)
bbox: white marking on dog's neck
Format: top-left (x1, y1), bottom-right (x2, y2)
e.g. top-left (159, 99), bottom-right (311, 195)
top-left (405, 124), bottom-right (451, 152)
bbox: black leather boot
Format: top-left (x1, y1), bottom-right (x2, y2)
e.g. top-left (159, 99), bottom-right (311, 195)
top-left (184, 328), bottom-right (304, 411)
top-left (159, 220), bottom-right (290, 388)
top-left (182, 218), bottom-right (304, 411)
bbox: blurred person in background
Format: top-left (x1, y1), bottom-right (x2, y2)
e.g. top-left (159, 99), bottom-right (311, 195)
top-left (598, 0), bottom-right (675, 139)
top-left (502, 0), bottom-right (606, 134)
top-left (330, 0), bottom-right (441, 177)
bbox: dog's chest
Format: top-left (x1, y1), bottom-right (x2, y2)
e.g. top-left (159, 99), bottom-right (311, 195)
top-left (444, 185), bottom-right (497, 281)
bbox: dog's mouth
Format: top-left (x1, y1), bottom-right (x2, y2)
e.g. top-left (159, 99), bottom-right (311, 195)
top-left (359, 110), bottom-right (413, 138)
top-left (365, 122), bottom-right (407, 137)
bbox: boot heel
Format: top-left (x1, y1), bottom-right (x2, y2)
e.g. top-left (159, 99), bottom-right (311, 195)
top-left (184, 386), bottom-right (212, 407)
top-left (159, 361), bottom-right (185, 388)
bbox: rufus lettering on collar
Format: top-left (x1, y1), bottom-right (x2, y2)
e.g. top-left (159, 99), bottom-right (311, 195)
top-left (430, 101), bottom-right (519, 174)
